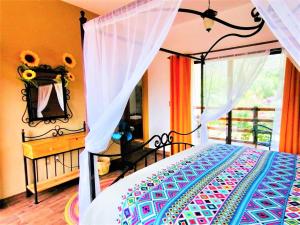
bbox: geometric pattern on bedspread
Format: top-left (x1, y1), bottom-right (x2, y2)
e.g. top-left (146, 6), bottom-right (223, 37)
top-left (117, 144), bottom-right (299, 225)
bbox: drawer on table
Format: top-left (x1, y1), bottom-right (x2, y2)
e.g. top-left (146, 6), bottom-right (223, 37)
top-left (23, 140), bottom-right (69, 159)
top-left (68, 136), bottom-right (85, 149)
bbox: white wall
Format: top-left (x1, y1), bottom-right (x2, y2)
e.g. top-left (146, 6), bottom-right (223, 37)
top-left (148, 52), bottom-right (171, 143)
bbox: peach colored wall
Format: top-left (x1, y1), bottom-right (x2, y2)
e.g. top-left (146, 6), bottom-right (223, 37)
top-left (0, 0), bottom-right (97, 199)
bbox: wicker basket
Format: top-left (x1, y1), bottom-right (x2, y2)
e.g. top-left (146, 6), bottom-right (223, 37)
top-left (97, 157), bottom-right (111, 176)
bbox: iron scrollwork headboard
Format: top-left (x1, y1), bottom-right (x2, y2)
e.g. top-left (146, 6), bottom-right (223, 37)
top-left (88, 124), bottom-right (202, 201)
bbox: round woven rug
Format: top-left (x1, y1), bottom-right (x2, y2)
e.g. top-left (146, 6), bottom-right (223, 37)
top-left (64, 177), bottom-right (116, 225)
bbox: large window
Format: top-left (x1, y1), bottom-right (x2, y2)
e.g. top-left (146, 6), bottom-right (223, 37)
top-left (191, 53), bottom-right (284, 148)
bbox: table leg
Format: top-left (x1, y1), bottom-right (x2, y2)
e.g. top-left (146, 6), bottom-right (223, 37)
top-left (32, 159), bottom-right (38, 204)
top-left (23, 157), bottom-right (31, 197)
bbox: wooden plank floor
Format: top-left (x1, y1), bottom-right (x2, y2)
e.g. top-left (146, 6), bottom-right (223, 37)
top-left (0, 152), bottom-right (164, 225)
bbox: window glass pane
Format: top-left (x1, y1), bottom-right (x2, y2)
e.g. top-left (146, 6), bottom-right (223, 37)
top-left (191, 54), bottom-right (284, 147)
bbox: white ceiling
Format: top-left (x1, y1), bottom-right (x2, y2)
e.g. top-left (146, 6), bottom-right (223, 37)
top-left (175, 0), bottom-right (250, 24)
top-left (62, 0), bottom-right (134, 16)
top-left (163, 2), bottom-right (277, 54)
top-left (62, 0), bottom-right (277, 54)
top-left (62, 0), bottom-right (250, 25)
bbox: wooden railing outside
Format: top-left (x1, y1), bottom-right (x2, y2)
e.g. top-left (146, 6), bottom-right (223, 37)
top-left (193, 106), bottom-right (275, 145)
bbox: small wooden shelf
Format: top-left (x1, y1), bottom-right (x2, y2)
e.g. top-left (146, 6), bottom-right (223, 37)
top-left (22, 127), bottom-right (86, 204)
top-left (23, 132), bottom-right (85, 159)
top-left (27, 170), bottom-right (79, 193)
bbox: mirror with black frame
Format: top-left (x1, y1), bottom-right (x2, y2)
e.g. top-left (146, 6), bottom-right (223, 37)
top-left (18, 65), bottom-right (70, 123)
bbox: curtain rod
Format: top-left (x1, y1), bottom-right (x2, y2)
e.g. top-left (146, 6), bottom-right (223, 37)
top-left (193, 47), bottom-right (282, 63)
top-left (207, 47), bottom-right (282, 60)
top-left (161, 40), bottom-right (280, 61)
top-left (160, 48), bottom-right (201, 60)
top-left (189, 40), bottom-right (279, 56)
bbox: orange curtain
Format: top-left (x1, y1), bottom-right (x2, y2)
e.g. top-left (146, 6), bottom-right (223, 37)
top-left (279, 58), bottom-right (300, 154)
top-left (170, 56), bottom-right (191, 155)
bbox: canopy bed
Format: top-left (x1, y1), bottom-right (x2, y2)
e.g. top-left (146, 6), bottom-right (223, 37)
top-left (77, 0), bottom-right (300, 224)
top-left (83, 144), bottom-right (299, 224)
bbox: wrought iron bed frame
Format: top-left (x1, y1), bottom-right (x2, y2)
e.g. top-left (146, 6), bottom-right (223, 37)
top-left (78, 4), bottom-right (281, 201)
top-left (88, 124), bottom-right (201, 201)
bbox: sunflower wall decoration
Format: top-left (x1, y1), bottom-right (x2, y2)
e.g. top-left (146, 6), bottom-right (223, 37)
top-left (18, 50), bottom-right (76, 126)
top-left (18, 50), bottom-right (76, 87)
top-left (62, 53), bottom-right (76, 69)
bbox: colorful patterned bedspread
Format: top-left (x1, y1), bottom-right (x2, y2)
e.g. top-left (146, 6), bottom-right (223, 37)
top-left (117, 144), bottom-right (300, 225)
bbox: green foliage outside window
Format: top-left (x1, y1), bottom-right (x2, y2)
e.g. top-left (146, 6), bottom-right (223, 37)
top-left (202, 54), bottom-right (284, 144)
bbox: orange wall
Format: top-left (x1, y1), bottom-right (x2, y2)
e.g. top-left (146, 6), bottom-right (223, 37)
top-left (0, 0), bottom-right (97, 199)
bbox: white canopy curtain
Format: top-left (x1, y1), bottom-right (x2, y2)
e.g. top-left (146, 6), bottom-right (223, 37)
top-left (54, 83), bottom-right (64, 111)
top-left (251, 0), bottom-right (300, 67)
top-left (37, 84), bottom-right (53, 118)
top-left (199, 53), bottom-right (268, 145)
top-left (269, 54), bottom-right (285, 150)
top-left (191, 63), bottom-right (201, 146)
top-left (80, 0), bottom-right (181, 217)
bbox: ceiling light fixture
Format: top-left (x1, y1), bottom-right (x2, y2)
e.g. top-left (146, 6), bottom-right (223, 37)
top-left (203, 0), bottom-right (217, 32)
